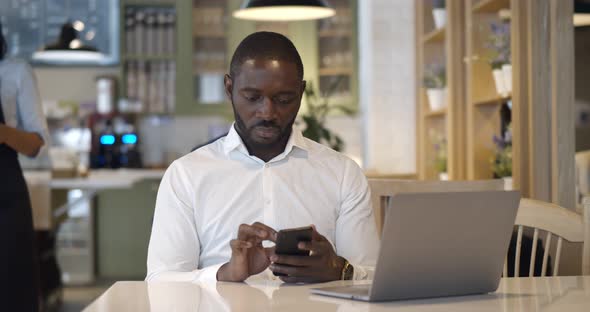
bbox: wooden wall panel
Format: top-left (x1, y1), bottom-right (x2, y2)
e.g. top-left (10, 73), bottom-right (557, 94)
top-left (550, 0), bottom-right (576, 209)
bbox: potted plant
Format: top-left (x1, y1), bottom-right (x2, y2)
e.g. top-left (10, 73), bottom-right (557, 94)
top-left (491, 124), bottom-right (513, 190)
top-left (299, 81), bottom-right (354, 152)
top-left (430, 129), bottom-right (448, 180)
top-left (423, 62), bottom-right (447, 111)
top-left (486, 21), bottom-right (511, 96)
top-left (432, 0), bottom-right (446, 29)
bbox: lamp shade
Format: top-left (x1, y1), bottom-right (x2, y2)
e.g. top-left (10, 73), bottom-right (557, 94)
top-left (575, 0), bottom-right (590, 27)
top-left (233, 0), bottom-right (335, 21)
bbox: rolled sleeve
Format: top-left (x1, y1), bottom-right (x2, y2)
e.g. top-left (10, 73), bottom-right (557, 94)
top-left (16, 62), bottom-right (50, 155)
top-left (335, 159), bottom-right (379, 280)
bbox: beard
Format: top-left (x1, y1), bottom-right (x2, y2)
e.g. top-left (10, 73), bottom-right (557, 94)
top-left (232, 105), bottom-right (296, 151)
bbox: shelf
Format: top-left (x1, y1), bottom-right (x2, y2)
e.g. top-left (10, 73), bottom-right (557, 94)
top-left (319, 67), bottom-right (353, 76)
top-left (193, 31), bottom-right (225, 39)
top-left (124, 0), bottom-right (175, 7)
top-left (123, 54), bottom-right (175, 61)
top-left (423, 27), bottom-right (445, 44)
top-left (319, 30), bottom-right (352, 38)
top-left (473, 94), bottom-right (511, 107)
top-left (424, 108), bottom-right (447, 118)
top-left (472, 0), bottom-right (510, 13)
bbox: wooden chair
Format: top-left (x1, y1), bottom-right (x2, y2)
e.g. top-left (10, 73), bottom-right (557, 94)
top-left (367, 179), bottom-right (505, 236)
top-left (506, 197), bottom-right (590, 276)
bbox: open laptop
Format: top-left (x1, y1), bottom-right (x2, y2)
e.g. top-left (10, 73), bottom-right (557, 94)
top-left (311, 190), bottom-right (520, 302)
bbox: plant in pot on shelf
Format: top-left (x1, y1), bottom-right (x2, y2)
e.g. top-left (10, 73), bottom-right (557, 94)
top-left (432, 0), bottom-right (446, 29)
top-left (486, 21), bottom-right (511, 96)
top-left (299, 80), bottom-right (354, 152)
top-left (423, 62), bottom-right (447, 112)
top-left (491, 124), bottom-right (513, 190)
top-left (430, 129), bottom-right (448, 180)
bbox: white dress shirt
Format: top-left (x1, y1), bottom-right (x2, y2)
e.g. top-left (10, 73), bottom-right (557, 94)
top-left (0, 59), bottom-right (49, 149)
top-left (146, 124), bottom-right (379, 283)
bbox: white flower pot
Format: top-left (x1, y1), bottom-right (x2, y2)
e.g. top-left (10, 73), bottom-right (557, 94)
top-left (426, 88), bottom-right (447, 111)
top-left (503, 177), bottom-right (513, 190)
top-left (492, 69), bottom-right (508, 96)
top-left (502, 64), bottom-right (512, 94)
top-left (432, 9), bottom-right (446, 29)
top-left (439, 172), bottom-right (449, 181)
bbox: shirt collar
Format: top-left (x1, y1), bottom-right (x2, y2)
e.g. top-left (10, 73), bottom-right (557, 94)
top-left (223, 123), bottom-right (309, 158)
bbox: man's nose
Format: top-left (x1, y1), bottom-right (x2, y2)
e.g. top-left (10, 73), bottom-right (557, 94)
top-left (257, 97), bottom-right (277, 119)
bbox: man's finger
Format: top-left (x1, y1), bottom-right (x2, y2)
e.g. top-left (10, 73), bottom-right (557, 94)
top-left (270, 263), bottom-right (316, 277)
top-left (230, 239), bottom-right (253, 252)
top-left (270, 254), bottom-right (317, 267)
top-left (252, 222), bottom-right (278, 242)
top-left (237, 223), bottom-right (267, 241)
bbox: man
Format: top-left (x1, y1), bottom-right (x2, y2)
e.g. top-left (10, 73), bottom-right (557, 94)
top-left (146, 32), bottom-right (378, 283)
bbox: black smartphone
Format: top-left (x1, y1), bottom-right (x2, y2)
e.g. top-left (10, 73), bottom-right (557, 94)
top-left (273, 226), bottom-right (313, 276)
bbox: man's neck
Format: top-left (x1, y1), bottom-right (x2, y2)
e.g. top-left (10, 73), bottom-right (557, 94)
top-left (236, 126), bottom-right (292, 163)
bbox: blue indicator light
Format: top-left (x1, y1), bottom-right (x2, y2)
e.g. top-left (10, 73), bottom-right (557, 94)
top-left (122, 134), bottom-right (138, 144)
top-left (100, 134), bottom-right (115, 145)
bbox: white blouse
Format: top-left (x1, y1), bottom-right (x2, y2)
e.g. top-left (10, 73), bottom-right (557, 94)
top-left (0, 59), bottom-right (50, 152)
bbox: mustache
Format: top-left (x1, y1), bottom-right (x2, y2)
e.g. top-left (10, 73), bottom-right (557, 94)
top-left (253, 120), bottom-right (280, 129)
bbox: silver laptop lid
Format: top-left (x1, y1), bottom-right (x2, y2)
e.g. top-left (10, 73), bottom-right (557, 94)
top-left (370, 191), bottom-right (520, 301)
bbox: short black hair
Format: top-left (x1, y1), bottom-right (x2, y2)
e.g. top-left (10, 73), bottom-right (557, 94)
top-left (229, 31), bottom-right (304, 81)
top-left (0, 22), bottom-right (7, 60)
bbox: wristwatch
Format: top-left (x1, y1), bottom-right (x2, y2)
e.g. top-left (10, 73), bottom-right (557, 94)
top-left (340, 258), bottom-right (354, 280)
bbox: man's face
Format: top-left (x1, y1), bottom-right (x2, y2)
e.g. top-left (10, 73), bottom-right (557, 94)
top-left (225, 58), bottom-right (306, 149)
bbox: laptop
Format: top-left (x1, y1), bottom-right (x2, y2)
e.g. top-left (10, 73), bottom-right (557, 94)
top-left (311, 190), bottom-right (520, 302)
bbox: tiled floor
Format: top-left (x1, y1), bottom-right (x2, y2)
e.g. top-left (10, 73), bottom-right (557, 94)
top-left (57, 280), bottom-right (114, 312)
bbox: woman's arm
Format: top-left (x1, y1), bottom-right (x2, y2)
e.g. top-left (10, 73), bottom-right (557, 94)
top-left (0, 124), bottom-right (44, 157)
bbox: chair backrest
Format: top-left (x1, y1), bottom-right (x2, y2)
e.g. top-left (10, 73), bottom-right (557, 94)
top-left (367, 179), bottom-right (505, 235)
top-left (507, 197), bottom-right (590, 277)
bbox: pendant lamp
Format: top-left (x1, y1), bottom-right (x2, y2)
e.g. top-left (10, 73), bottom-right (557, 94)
top-left (233, 0), bottom-right (335, 21)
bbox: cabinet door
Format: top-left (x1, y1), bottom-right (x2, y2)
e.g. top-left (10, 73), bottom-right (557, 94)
top-left (96, 179), bottom-right (159, 279)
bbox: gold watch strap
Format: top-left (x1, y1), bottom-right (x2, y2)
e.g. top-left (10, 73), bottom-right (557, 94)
top-left (340, 258), bottom-right (353, 280)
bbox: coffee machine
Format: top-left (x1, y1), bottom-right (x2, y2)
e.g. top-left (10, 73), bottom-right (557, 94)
top-left (89, 114), bottom-right (142, 169)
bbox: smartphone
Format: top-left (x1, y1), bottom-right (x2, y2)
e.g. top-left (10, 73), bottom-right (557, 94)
top-left (273, 226), bottom-right (313, 276)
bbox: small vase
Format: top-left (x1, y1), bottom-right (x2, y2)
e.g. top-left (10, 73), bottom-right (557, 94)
top-left (492, 69), bottom-right (507, 96)
top-left (439, 172), bottom-right (449, 181)
top-left (432, 9), bottom-right (446, 29)
top-left (426, 88), bottom-right (447, 111)
top-left (502, 64), bottom-right (512, 94)
top-left (503, 176), bottom-right (513, 190)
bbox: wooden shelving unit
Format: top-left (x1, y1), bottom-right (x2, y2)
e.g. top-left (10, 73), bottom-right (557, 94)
top-left (425, 108), bottom-right (447, 118)
top-left (466, 0), bottom-right (514, 180)
top-left (472, 0), bottom-right (510, 13)
top-left (416, 0), bottom-right (466, 180)
top-left (423, 27), bottom-right (445, 44)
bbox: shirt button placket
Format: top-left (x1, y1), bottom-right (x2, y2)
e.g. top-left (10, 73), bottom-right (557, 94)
top-left (262, 163), bottom-right (272, 225)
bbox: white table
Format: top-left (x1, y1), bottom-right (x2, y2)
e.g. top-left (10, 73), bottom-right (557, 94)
top-left (84, 276), bottom-right (590, 311)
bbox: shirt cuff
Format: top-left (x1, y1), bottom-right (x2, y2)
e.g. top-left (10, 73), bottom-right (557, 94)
top-left (350, 262), bottom-right (374, 280)
top-left (194, 263), bottom-right (225, 283)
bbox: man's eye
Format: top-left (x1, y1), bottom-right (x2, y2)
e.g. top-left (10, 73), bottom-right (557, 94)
top-left (245, 95), bottom-right (260, 102)
top-left (276, 97), bottom-right (294, 105)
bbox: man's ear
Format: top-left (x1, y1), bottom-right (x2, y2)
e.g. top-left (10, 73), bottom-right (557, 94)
top-left (224, 74), bottom-right (233, 100)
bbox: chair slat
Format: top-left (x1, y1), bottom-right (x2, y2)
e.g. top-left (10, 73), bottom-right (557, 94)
top-left (553, 237), bottom-right (563, 276)
top-left (503, 256), bottom-right (508, 277)
top-left (541, 232), bottom-right (553, 277)
top-left (515, 226), bottom-right (523, 277)
top-left (529, 228), bottom-right (539, 277)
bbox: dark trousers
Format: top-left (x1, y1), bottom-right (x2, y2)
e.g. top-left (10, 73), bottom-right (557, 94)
top-left (0, 189), bottom-right (40, 312)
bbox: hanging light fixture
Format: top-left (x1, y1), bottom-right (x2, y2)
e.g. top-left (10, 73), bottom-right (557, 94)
top-left (32, 21), bottom-right (105, 64)
top-left (575, 0), bottom-right (590, 27)
top-left (233, 0), bottom-right (335, 21)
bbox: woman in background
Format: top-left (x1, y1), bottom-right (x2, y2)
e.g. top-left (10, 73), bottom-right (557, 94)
top-left (0, 22), bottom-right (49, 312)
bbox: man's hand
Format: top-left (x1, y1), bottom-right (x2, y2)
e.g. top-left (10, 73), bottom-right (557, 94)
top-left (217, 222), bottom-right (277, 282)
top-left (0, 124), bottom-right (7, 144)
top-left (269, 226), bottom-right (345, 283)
